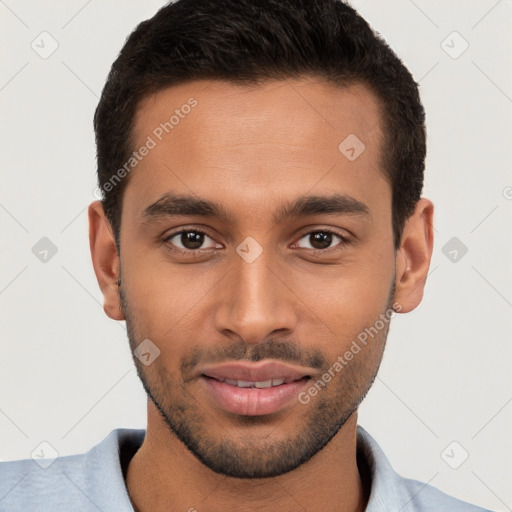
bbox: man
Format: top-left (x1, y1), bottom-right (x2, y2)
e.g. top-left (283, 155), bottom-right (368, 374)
top-left (0, 0), bottom-right (494, 511)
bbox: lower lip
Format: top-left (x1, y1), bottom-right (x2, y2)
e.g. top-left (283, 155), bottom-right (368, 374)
top-left (201, 376), bottom-right (310, 416)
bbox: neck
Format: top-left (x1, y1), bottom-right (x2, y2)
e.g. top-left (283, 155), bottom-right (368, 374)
top-left (126, 401), bottom-right (368, 512)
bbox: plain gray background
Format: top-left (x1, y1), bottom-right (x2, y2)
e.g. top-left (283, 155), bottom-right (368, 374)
top-left (1, 1), bottom-right (511, 510)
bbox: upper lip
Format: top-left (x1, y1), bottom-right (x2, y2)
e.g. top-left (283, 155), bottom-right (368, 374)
top-left (200, 360), bottom-right (313, 383)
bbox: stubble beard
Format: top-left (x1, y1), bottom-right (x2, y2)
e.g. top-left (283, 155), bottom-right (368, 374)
top-left (119, 280), bottom-right (395, 478)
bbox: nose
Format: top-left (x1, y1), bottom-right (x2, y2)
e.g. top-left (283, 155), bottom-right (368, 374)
top-left (213, 249), bottom-right (298, 344)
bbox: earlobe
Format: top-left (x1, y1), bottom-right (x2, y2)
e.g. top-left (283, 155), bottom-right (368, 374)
top-left (393, 198), bottom-right (434, 313)
top-left (88, 201), bottom-right (125, 321)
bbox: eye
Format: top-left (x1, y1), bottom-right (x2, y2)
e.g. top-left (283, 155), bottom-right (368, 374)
top-left (164, 229), bottom-right (220, 252)
top-left (294, 230), bottom-right (349, 250)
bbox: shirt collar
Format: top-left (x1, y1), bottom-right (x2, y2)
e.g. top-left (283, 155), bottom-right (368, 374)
top-left (88, 425), bottom-right (408, 511)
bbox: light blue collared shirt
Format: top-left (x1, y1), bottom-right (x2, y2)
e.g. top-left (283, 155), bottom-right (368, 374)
top-left (0, 426), bottom-right (493, 511)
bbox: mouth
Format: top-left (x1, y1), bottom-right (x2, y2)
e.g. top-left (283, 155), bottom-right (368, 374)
top-left (200, 359), bottom-right (313, 382)
top-left (199, 360), bottom-right (314, 416)
top-left (203, 376), bottom-right (308, 388)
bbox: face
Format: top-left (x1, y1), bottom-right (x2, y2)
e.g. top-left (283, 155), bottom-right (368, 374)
top-left (114, 78), bottom-right (398, 478)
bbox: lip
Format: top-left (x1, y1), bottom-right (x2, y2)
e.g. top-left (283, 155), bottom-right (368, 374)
top-left (199, 360), bottom-right (313, 416)
top-left (200, 360), bottom-right (313, 382)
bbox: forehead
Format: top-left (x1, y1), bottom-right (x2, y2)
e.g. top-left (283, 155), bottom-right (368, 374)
top-left (124, 77), bottom-right (388, 221)
top-left (133, 77), bottom-right (383, 150)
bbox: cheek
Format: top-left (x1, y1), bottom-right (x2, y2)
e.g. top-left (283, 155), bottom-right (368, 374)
top-left (123, 245), bottom-right (210, 313)
top-left (300, 257), bottom-right (394, 355)
top-left (122, 254), bottom-right (218, 358)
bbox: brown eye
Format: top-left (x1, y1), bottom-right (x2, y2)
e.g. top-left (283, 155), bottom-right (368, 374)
top-left (295, 231), bottom-right (347, 250)
top-left (165, 230), bottom-right (218, 251)
top-left (180, 231), bottom-right (204, 249)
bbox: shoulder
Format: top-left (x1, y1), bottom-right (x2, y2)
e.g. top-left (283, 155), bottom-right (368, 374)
top-left (0, 428), bottom-right (144, 512)
top-left (0, 451), bottom-right (88, 511)
top-left (396, 475), bottom-right (493, 511)
top-left (356, 426), bottom-right (494, 512)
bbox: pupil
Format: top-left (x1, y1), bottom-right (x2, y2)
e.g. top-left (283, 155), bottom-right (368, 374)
top-left (311, 232), bottom-right (331, 249)
top-left (182, 231), bottom-right (204, 249)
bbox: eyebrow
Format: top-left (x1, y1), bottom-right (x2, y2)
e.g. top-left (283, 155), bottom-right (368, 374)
top-left (139, 192), bottom-right (371, 225)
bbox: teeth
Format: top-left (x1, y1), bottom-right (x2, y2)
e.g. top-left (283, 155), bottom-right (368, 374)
top-left (254, 380), bottom-right (273, 388)
top-left (236, 380), bottom-right (253, 388)
top-left (221, 378), bottom-right (286, 388)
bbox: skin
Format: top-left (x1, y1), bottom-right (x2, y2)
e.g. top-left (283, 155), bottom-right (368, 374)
top-left (88, 77), bottom-right (434, 512)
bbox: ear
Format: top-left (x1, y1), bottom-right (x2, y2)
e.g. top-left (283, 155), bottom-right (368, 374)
top-left (394, 198), bottom-right (434, 313)
top-left (88, 201), bottom-right (124, 321)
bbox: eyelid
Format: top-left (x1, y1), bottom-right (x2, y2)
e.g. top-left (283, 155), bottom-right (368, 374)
top-left (163, 227), bottom-right (221, 253)
top-left (291, 228), bottom-right (351, 251)
top-left (161, 226), bottom-right (352, 255)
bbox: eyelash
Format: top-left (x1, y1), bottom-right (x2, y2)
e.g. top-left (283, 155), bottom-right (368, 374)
top-left (163, 228), bottom-right (217, 257)
top-left (163, 228), bottom-right (351, 256)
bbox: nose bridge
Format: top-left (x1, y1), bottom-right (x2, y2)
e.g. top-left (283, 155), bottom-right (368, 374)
top-left (214, 247), bottom-right (296, 343)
